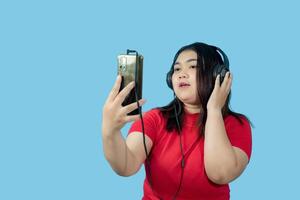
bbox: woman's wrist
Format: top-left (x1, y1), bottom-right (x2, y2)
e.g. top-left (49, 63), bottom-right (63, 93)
top-left (102, 125), bottom-right (121, 139)
top-left (207, 108), bottom-right (222, 116)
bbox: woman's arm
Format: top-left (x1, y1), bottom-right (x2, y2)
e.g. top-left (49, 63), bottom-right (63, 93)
top-left (204, 110), bottom-right (248, 184)
top-left (102, 129), bottom-right (152, 176)
top-left (102, 75), bottom-right (150, 176)
top-left (204, 72), bottom-right (248, 184)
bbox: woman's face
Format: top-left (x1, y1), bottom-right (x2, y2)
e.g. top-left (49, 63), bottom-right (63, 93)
top-left (172, 50), bottom-right (200, 106)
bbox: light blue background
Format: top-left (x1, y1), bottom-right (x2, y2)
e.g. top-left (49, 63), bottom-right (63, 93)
top-left (1, 0), bottom-right (299, 199)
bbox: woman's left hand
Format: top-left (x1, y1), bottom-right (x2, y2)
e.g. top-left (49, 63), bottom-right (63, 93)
top-left (207, 72), bottom-right (232, 112)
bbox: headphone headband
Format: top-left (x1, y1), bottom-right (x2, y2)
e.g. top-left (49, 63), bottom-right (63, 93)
top-left (213, 46), bottom-right (230, 68)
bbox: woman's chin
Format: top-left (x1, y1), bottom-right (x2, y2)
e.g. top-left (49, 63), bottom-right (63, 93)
top-left (178, 96), bottom-right (199, 105)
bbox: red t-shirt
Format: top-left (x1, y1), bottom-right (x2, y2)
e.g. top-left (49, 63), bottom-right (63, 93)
top-left (128, 109), bottom-right (252, 200)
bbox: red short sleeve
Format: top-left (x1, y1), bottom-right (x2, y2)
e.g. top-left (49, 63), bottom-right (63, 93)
top-left (128, 109), bottom-right (162, 144)
top-left (225, 115), bottom-right (252, 160)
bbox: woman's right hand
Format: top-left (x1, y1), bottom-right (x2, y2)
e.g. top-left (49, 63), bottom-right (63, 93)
top-left (102, 75), bottom-right (146, 136)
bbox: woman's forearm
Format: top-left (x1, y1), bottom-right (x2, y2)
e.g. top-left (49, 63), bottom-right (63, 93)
top-left (102, 129), bottom-right (138, 176)
top-left (204, 109), bottom-right (237, 184)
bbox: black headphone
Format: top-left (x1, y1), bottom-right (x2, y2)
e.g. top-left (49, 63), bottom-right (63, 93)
top-left (166, 46), bottom-right (230, 89)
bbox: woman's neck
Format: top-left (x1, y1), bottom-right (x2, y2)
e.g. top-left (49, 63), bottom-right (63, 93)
top-left (183, 103), bottom-right (202, 114)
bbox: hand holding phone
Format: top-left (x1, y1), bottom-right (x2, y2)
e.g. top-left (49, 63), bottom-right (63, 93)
top-left (117, 50), bottom-right (143, 115)
top-left (102, 75), bottom-right (146, 136)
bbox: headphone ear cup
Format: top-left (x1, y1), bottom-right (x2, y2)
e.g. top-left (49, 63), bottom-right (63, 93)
top-left (213, 64), bottom-right (229, 84)
top-left (166, 70), bottom-right (173, 89)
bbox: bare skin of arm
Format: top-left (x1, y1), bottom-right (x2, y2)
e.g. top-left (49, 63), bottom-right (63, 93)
top-left (102, 75), bottom-right (152, 176)
top-left (204, 72), bottom-right (249, 184)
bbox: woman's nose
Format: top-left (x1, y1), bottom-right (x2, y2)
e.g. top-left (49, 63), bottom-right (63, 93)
top-left (178, 71), bottom-right (188, 79)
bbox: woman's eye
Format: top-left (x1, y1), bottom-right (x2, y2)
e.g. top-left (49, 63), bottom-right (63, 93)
top-left (190, 65), bottom-right (196, 69)
top-left (174, 68), bottom-right (180, 71)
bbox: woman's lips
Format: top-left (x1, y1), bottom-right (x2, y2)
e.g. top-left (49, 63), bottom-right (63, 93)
top-left (178, 82), bottom-right (191, 88)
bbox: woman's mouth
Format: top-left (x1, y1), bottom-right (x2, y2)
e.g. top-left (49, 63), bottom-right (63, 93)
top-left (179, 82), bottom-right (191, 88)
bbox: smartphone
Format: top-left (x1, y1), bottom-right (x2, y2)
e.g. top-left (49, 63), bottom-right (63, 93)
top-left (117, 50), bottom-right (143, 115)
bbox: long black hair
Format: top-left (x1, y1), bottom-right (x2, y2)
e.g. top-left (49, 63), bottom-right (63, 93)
top-left (159, 42), bottom-right (251, 136)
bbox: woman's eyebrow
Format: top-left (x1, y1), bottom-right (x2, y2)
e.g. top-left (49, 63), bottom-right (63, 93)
top-left (174, 58), bottom-right (197, 65)
top-left (186, 58), bottom-right (197, 63)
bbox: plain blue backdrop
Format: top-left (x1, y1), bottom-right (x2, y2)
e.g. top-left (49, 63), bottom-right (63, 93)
top-left (1, 0), bottom-right (300, 199)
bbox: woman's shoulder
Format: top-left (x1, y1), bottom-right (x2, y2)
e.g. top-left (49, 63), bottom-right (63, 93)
top-left (145, 108), bottom-right (160, 114)
top-left (143, 108), bottom-right (164, 120)
top-left (224, 113), bottom-right (252, 159)
top-left (224, 114), bottom-right (251, 129)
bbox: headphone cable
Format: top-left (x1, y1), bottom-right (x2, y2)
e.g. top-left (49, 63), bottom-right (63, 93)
top-left (129, 50), bottom-right (163, 200)
top-left (129, 50), bottom-right (185, 200)
top-left (172, 94), bottom-right (185, 200)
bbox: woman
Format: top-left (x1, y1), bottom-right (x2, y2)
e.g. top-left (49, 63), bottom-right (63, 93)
top-left (102, 42), bottom-right (252, 200)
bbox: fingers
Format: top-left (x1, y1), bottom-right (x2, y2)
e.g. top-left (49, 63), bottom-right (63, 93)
top-left (107, 75), bottom-right (122, 102)
top-left (124, 114), bottom-right (141, 123)
top-left (221, 72), bottom-right (232, 92)
top-left (214, 74), bottom-right (220, 89)
top-left (225, 72), bottom-right (232, 92)
top-left (121, 99), bottom-right (146, 114)
top-left (214, 72), bottom-right (232, 94)
top-left (114, 81), bottom-right (135, 105)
